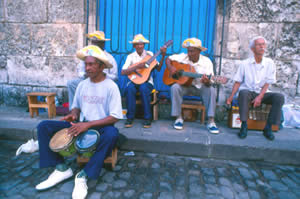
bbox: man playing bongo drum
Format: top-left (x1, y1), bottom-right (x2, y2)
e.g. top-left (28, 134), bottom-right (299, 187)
top-left (35, 45), bottom-right (123, 199)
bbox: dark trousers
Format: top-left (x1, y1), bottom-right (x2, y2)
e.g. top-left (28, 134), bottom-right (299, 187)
top-left (238, 90), bottom-right (284, 125)
top-left (125, 81), bottom-right (153, 120)
top-left (37, 120), bottom-right (119, 179)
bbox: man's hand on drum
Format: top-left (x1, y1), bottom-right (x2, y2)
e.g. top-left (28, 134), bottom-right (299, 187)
top-left (61, 113), bottom-right (78, 122)
top-left (67, 122), bottom-right (90, 137)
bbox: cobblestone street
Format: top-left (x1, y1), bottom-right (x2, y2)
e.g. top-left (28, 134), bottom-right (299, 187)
top-left (0, 140), bottom-right (299, 199)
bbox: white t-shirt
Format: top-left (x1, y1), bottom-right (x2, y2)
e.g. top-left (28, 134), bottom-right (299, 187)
top-left (77, 51), bottom-right (118, 81)
top-left (122, 50), bottom-right (155, 85)
top-left (72, 78), bottom-right (123, 122)
top-left (168, 53), bottom-right (214, 89)
top-left (233, 56), bottom-right (276, 93)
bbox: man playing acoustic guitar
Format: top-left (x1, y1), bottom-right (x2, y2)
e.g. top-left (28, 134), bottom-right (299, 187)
top-left (121, 34), bottom-right (167, 128)
top-left (165, 38), bottom-right (219, 133)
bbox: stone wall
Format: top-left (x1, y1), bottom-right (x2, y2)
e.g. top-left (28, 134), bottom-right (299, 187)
top-left (0, 0), bottom-right (85, 106)
top-left (215, 0), bottom-right (300, 106)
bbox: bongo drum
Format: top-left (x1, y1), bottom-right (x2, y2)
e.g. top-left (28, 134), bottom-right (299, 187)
top-left (75, 129), bottom-right (100, 158)
top-left (49, 128), bottom-right (76, 157)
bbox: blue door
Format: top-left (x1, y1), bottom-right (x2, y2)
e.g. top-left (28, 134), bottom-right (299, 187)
top-left (96, 0), bottom-right (217, 98)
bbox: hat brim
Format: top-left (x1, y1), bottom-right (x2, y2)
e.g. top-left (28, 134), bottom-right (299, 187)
top-left (85, 34), bottom-right (111, 41)
top-left (129, 41), bottom-right (149, 44)
top-left (76, 53), bottom-right (112, 69)
top-left (182, 45), bottom-right (207, 52)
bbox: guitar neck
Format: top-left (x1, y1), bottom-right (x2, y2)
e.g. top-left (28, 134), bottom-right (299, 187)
top-left (181, 71), bottom-right (212, 79)
top-left (146, 50), bottom-right (161, 65)
top-left (145, 40), bottom-right (173, 65)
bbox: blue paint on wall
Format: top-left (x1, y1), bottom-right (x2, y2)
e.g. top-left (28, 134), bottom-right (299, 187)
top-left (97, 0), bottom-right (217, 98)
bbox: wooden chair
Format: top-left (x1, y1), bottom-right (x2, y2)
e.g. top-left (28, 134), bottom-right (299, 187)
top-left (181, 100), bottom-right (206, 123)
top-left (136, 89), bottom-right (159, 120)
top-left (26, 92), bottom-right (56, 118)
top-left (77, 148), bottom-right (118, 170)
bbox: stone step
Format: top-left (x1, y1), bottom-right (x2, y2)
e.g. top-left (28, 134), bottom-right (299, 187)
top-left (1, 108), bottom-right (299, 165)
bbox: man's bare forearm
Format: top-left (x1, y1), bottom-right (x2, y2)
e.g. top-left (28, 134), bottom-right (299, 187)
top-left (258, 83), bottom-right (269, 98)
top-left (85, 116), bottom-right (119, 129)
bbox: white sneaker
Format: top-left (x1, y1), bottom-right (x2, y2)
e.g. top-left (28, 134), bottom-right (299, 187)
top-left (207, 122), bottom-right (219, 134)
top-left (72, 173), bottom-right (88, 199)
top-left (173, 118), bottom-right (184, 130)
top-left (36, 168), bottom-right (73, 190)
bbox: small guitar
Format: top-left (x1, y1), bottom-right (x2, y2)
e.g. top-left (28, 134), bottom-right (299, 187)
top-left (128, 40), bottom-right (173, 84)
top-left (163, 61), bottom-right (228, 86)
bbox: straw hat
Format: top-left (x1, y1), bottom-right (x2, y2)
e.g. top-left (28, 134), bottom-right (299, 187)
top-left (86, 31), bottom-right (110, 41)
top-left (182, 38), bottom-right (207, 51)
top-left (76, 45), bottom-right (112, 68)
top-left (129, 34), bottom-right (150, 44)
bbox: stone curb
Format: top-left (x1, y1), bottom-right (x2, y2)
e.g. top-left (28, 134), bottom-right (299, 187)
top-left (1, 125), bottom-right (299, 166)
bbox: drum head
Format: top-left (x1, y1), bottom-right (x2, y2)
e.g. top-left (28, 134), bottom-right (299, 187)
top-left (75, 129), bottom-right (100, 151)
top-left (49, 128), bottom-right (73, 151)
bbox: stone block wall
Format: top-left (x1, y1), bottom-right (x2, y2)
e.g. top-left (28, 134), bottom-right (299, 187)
top-left (0, 0), bottom-right (85, 106)
top-left (215, 0), bottom-right (300, 106)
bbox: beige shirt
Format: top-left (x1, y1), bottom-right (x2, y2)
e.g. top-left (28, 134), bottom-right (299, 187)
top-left (168, 53), bottom-right (214, 89)
top-left (122, 50), bottom-right (154, 85)
top-left (233, 56), bottom-right (276, 93)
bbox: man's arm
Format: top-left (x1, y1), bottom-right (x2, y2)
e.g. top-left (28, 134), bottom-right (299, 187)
top-left (67, 116), bottom-right (119, 137)
top-left (156, 47), bottom-right (167, 72)
top-left (200, 57), bottom-right (214, 87)
top-left (121, 63), bottom-right (146, 75)
top-left (252, 83), bottom-right (269, 107)
top-left (105, 55), bottom-right (118, 81)
top-left (121, 54), bottom-right (146, 76)
top-left (165, 57), bottom-right (177, 76)
top-left (61, 108), bottom-right (80, 122)
top-left (226, 82), bottom-right (241, 105)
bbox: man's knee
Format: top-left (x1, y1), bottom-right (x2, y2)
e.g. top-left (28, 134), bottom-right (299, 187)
top-left (274, 93), bottom-right (285, 105)
top-left (126, 83), bottom-right (136, 93)
top-left (171, 84), bottom-right (181, 93)
top-left (238, 90), bottom-right (250, 100)
top-left (37, 120), bottom-right (51, 137)
top-left (103, 126), bottom-right (119, 142)
top-left (239, 90), bottom-right (250, 96)
top-left (139, 83), bottom-right (148, 90)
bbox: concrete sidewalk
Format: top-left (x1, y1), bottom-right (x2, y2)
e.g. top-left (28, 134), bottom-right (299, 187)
top-left (0, 105), bottom-right (299, 165)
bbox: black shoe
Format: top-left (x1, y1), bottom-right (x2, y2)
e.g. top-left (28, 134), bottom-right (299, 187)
top-left (238, 126), bottom-right (248, 139)
top-left (125, 119), bottom-right (133, 128)
top-left (263, 129), bottom-right (275, 141)
top-left (143, 120), bottom-right (151, 128)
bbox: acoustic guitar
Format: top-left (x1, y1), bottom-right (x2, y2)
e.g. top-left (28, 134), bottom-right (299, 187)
top-left (163, 61), bottom-right (228, 86)
top-left (127, 40), bottom-right (173, 84)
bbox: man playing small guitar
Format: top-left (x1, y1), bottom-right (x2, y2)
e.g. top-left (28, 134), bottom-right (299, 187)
top-left (121, 34), bottom-right (167, 128)
top-left (165, 38), bottom-right (220, 133)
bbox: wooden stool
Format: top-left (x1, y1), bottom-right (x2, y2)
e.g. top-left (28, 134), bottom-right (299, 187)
top-left (26, 92), bottom-right (56, 118)
top-left (181, 100), bottom-right (205, 123)
top-left (77, 148), bottom-right (118, 170)
top-left (228, 104), bottom-right (278, 131)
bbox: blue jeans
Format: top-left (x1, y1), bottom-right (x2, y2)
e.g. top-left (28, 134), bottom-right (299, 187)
top-left (37, 120), bottom-right (119, 179)
top-left (125, 82), bottom-right (153, 120)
